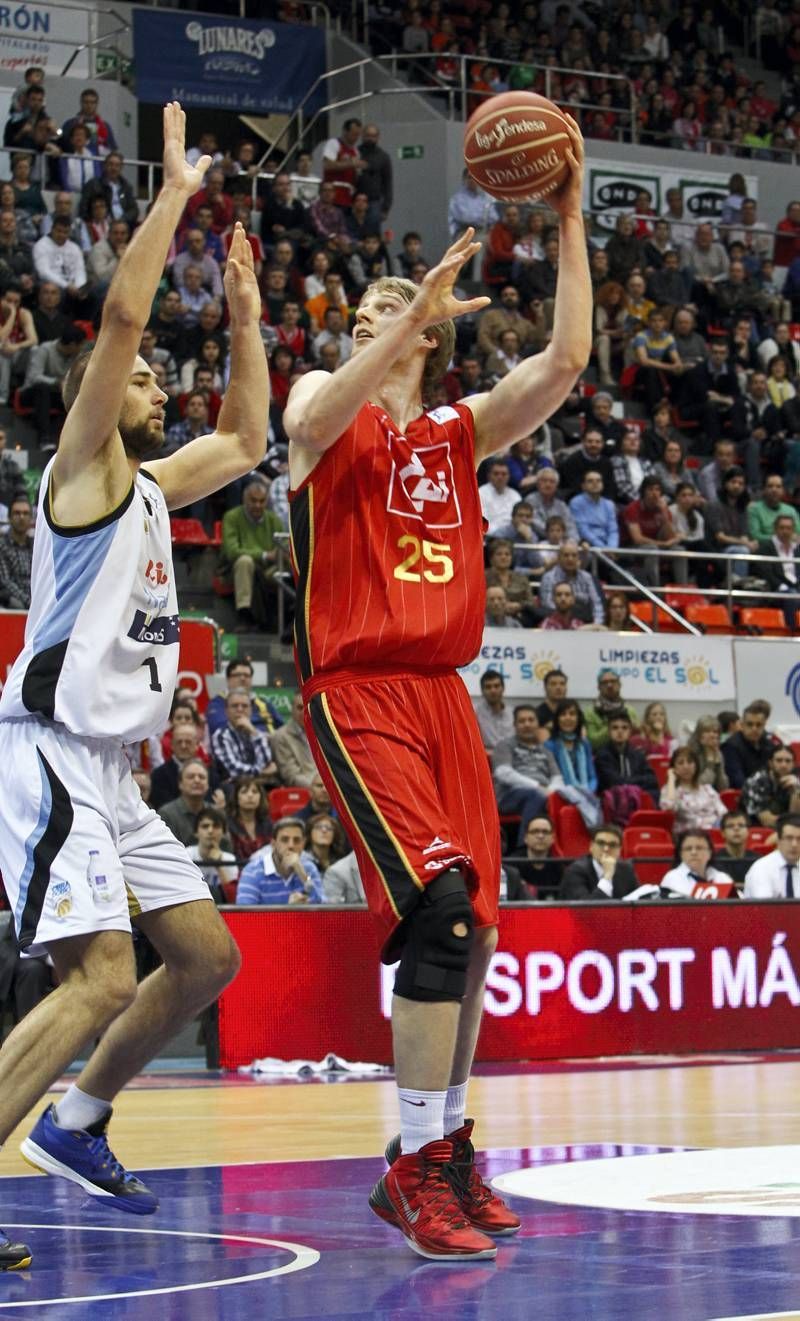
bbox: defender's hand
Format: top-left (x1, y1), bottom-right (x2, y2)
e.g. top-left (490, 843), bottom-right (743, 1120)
top-left (224, 223), bottom-right (261, 324)
top-left (162, 101), bottom-right (211, 196)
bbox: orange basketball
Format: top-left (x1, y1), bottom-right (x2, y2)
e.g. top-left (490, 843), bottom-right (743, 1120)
top-left (463, 91), bottom-right (571, 203)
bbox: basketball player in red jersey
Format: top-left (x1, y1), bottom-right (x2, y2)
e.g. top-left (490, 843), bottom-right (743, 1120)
top-left (285, 118), bottom-right (590, 1262)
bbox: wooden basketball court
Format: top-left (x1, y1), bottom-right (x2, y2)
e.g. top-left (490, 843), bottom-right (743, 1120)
top-left (1, 1056), bottom-right (800, 1319)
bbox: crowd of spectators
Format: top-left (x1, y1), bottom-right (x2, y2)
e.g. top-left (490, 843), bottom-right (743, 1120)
top-left (0, 24), bottom-right (799, 919)
top-left (140, 652), bottom-right (800, 910)
top-left (4, 48), bottom-right (800, 622)
top-left (475, 664), bottom-right (800, 901)
top-left (378, 0), bottom-right (800, 163)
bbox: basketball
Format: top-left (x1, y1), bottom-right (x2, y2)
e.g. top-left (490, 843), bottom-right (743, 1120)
top-left (463, 91), bottom-right (571, 203)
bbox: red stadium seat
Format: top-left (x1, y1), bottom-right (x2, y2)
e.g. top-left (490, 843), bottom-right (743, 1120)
top-left (622, 826), bottom-right (672, 856)
top-left (709, 829), bottom-right (724, 850)
top-left (747, 827), bottom-right (774, 855)
top-left (664, 588), bottom-right (707, 614)
top-left (685, 603), bottom-right (733, 634)
top-left (720, 789), bottom-right (741, 811)
top-left (268, 786), bottom-right (311, 819)
top-left (629, 809), bottom-right (675, 831)
top-left (738, 608), bottom-right (790, 637)
top-left (221, 879), bottom-right (238, 903)
top-left (647, 758), bottom-right (670, 788)
top-left (632, 847), bottom-right (671, 886)
top-left (170, 518), bottom-right (213, 546)
top-left (548, 796), bottom-right (591, 857)
top-left (629, 599), bottom-right (679, 631)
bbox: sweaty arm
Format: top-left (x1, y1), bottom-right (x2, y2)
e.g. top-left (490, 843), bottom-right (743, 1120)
top-left (467, 121), bottom-right (592, 461)
top-left (145, 224), bottom-right (268, 509)
top-left (51, 103), bottom-right (212, 525)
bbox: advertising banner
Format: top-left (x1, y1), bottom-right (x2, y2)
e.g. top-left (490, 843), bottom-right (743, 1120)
top-left (132, 10), bottom-right (325, 114)
top-left (0, 1), bottom-right (89, 80)
top-left (218, 904), bottom-right (800, 1068)
top-left (733, 637), bottom-right (800, 726)
top-left (458, 627), bottom-right (735, 701)
top-left (585, 161), bottom-right (758, 233)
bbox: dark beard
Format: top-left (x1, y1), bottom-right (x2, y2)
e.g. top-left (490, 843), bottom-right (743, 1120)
top-left (121, 419), bottom-right (163, 460)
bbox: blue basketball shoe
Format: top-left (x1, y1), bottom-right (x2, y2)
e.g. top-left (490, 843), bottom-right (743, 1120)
top-left (20, 1104), bottom-right (158, 1215)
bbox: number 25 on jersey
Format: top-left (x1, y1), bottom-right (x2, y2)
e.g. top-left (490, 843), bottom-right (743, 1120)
top-left (393, 535), bottom-right (454, 584)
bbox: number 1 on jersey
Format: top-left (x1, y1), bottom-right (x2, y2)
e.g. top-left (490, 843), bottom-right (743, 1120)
top-left (394, 535), bottom-right (454, 583)
top-left (142, 657), bottom-right (162, 692)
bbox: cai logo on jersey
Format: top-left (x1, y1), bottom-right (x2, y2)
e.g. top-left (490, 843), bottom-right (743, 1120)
top-left (386, 436), bottom-right (463, 529)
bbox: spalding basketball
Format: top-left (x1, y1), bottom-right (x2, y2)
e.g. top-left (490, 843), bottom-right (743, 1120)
top-left (464, 91), bottom-right (571, 203)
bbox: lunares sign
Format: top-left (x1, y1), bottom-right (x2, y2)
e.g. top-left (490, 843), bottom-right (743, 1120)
top-left (185, 21), bottom-right (276, 58)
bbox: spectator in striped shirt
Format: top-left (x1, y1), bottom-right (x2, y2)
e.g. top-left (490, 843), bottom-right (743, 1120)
top-left (211, 689), bottom-right (278, 785)
top-left (236, 817), bottom-right (324, 905)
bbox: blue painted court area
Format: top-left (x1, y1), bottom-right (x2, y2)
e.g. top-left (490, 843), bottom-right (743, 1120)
top-left (1, 1145), bottom-right (800, 1319)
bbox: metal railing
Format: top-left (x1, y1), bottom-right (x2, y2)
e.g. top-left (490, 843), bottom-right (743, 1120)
top-left (264, 51), bottom-right (637, 173)
top-left (3, 144), bottom-right (161, 209)
top-left (492, 539), bottom-right (800, 635)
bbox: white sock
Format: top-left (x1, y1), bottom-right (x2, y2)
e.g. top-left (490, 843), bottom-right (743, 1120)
top-left (398, 1087), bottom-right (447, 1154)
top-left (444, 1080), bottom-right (468, 1135)
top-left (54, 1085), bottom-right (111, 1132)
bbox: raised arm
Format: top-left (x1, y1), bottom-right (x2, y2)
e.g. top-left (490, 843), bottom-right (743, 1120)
top-left (284, 230), bottom-right (489, 455)
top-left (144, 223), bottom-right (269, 509)
top-left (52, 103), bottom-right (210, 502)
top-left (466, 117), bottom-right (593, 462)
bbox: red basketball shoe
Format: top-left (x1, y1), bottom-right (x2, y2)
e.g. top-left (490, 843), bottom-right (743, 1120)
top-left (369, 1138), bottom-right (497, 1260)
top-left (445, 1120), bottom-right (521, 1235)
top-left (385, 1120), bottom-right (521, 1236)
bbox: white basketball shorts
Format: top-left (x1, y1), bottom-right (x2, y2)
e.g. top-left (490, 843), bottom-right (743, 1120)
top-left (0, 717), bottom-right (211, 956)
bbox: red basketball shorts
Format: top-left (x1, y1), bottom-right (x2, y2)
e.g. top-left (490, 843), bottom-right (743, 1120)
top-left (303, 668), bottom-right (500, 961)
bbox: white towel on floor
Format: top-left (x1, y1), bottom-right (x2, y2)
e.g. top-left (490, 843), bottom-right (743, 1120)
top-left (239, 1052), bottom-right (390, 1077)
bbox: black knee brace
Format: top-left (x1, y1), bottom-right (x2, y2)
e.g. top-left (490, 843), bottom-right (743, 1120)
top-left (394, 869), bottom-right (474, 1003)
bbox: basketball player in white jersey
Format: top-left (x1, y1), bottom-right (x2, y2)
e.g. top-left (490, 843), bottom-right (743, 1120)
top-left (0, 104), bottom-right (267, 1269)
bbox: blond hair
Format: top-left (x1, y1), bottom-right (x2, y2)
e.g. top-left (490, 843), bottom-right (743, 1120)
top-left (363, 276), bottom-right (455, 398)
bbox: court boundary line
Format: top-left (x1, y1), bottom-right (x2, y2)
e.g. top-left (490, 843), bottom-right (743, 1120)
top-left (0, 1223), bottom-right (319, 1306)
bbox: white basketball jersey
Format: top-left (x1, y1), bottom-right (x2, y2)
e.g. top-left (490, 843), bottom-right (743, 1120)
top-left (0, 461), bottom-right (179, 742)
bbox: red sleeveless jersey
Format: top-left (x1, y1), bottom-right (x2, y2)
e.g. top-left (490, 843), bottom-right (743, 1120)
top-left (289, 400), bottom-right (486, 683)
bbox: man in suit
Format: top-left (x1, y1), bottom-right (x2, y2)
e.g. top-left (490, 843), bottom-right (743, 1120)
top-left (558, 823), bottom-right (639, 899)
top-left (756, 512), bottom-right (800, 627)
top-left (744, 814), bottom-right (800, 898)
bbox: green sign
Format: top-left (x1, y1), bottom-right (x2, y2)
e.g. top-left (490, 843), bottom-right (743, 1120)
top-left (219, 633), bottom-right (238, 663)
top-left (95, 50), bottom-right (132, 78)
top-left (254, 685), bottom-right (295, 719)
top-left (398, 145), bottom-right (424, 160)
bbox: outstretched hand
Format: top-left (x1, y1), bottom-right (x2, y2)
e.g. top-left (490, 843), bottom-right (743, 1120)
top-left (547, 112), bottom-right (585, 220)
top-left (162, 101), bottom-right (211, 197)
top-left (224, 223), bottom-right (261, 324)
top-left (412, 228), bottom-right (491, 327)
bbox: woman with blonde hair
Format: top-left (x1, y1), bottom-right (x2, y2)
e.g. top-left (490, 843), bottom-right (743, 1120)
top-left (688, 715), bottom-right (729, 790)
top-left (630, 701), bottom-right (675, 757)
